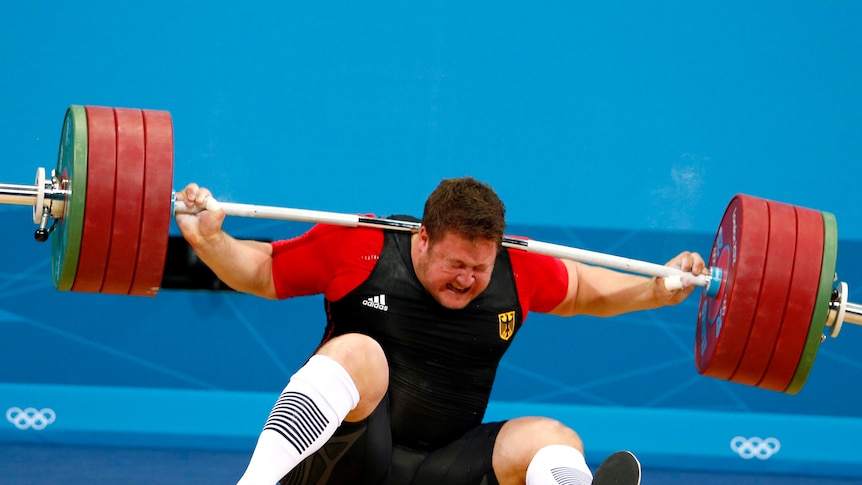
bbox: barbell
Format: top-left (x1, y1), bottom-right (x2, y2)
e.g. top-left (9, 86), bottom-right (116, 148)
top-left (1, 105), bottom-right (859, 395)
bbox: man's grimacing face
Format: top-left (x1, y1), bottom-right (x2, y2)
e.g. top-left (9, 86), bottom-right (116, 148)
top-left (412, 228), bottom-right (497, 309)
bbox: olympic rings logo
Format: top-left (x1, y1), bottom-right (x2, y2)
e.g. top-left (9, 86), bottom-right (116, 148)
top-left (6, 407), bottom-right (56, 430)
top-left (730, 436), bottom-right (780, 460)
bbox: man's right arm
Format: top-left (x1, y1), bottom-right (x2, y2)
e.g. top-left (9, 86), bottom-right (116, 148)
top-left (174, 183), bottom-right (278, 299)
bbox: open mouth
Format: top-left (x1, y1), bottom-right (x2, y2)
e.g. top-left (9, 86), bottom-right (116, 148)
top-left (446, 283), bottom-right (470, 295)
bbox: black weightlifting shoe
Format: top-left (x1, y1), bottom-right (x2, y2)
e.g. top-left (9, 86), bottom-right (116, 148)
top-left (592, 451), bottom-right (641, 485)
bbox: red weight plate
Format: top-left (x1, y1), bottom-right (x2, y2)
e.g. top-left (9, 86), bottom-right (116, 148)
top-left (72, 106), bottom-right (117, 292)
top-left (101, 108), bottom-right (146, 294)
top-left (129, 109), bottom-right (174, 296)
top-left (696, 194), bottom-right (769, 379)
top-left (756, 206), bottom-right (824, 392)
top-left (728, 200), bottom-right (796, 386)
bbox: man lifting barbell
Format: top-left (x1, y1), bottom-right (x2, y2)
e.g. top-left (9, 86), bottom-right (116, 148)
top-left (175, 177), bottom-right (708, 485)
top-left (4, 104), bottom-right (860, 482)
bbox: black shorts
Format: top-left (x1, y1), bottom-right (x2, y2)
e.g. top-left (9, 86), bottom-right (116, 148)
top-left (279, 394), bottom-right (505, 485)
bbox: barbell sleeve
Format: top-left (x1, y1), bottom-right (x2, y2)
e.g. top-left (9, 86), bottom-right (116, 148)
top-left (0, 183), bottom-right (40, 206)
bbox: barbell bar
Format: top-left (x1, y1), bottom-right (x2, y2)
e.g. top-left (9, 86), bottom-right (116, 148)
top-left (1, 104), bottom-right (859, 395)
top-left (172, 196), bottom-right (722, 292)
top-left (2, 178), bottom-right (719, 291)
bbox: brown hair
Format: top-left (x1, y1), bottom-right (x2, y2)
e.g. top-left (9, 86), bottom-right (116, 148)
top-left (421, 177), bottom-right (506, 245)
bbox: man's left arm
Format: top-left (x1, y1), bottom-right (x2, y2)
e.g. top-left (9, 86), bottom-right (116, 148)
top-left (550, 252), bottom-right (707, 318)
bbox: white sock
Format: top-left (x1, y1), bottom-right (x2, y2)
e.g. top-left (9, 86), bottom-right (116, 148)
top-left (236, 355), bottom-right (360, 485)
top-left (526, 445), bottom-right (593, 485)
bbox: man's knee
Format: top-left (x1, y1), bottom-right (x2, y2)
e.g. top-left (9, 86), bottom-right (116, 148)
top-left (317, 333), bottom-right (389, 421)
top-left (508, 416), bottom-right (583, 450)
top-left (493, 417), bottom-right (584, 484)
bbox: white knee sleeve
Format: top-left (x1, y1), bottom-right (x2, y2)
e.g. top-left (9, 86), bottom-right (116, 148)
top-left (526, 444), bottom-right (592, 485)
top-left (237, 355), bottom-right (360, 485)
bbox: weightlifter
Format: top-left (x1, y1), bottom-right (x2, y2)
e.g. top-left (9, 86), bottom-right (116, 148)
top-left (175, 176), bottom-right (707, 485)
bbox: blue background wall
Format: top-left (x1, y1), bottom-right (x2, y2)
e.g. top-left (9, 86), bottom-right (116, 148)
top-left (1, 1), bottom-right (861, 479)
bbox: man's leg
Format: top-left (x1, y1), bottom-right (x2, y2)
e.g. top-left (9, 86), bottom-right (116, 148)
top-left (492, 417), bottom-right (592, 485)
top-left (409, 422), bottom-right (507, 485)
top-left (237, 334), bottom-right (389, 485)
top-left (280, 395), bottom-right (394, 485)
top-left (492, 417), bottom-right (640, 485)
top-left (525, 444), bottom-right (593, 485)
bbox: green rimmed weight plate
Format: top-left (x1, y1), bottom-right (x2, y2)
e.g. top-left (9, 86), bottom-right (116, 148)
top-left (51, 105), bottom-right (88, 290)
top-left (785, 210), bottom-right (838, 394)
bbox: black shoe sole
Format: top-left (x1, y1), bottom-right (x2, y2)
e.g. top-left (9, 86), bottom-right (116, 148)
top-left (592, 450), bottom-right (641, 485)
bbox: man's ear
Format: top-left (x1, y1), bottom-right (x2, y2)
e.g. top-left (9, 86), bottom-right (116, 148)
top-left (416, 226), bottom-right (431, 251)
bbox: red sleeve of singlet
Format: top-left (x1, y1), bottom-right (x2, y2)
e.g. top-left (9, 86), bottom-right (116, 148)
top-left (270, 223), bottom-right (384, 301)
top-left (509, 248), bottom-right (569, 316)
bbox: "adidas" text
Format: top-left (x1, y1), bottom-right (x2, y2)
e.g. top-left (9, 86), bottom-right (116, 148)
top-left (362, 294), bottom-right (388, 312)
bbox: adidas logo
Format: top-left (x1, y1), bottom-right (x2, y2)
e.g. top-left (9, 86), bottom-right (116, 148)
top-left (362, 294), bottom-right (389, 312)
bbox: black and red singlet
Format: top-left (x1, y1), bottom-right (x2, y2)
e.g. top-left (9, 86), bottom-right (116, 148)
top-left (271, 222), bottom-right (568, 451)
